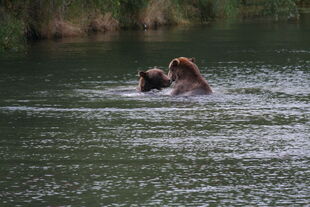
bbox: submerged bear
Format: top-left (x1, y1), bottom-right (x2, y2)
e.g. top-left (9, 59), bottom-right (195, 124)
top-left (137, 68), bottom-right (171, 92)
top-left (168, 57), bottom-right (213, 96)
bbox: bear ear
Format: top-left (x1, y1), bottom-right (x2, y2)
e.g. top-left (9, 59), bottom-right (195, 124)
top-left (189, 57), bottom-right (195, 63)
top-left (138, 71), bottom-right (147, 78)
top-left (169, 58), bottom-right (180, 68)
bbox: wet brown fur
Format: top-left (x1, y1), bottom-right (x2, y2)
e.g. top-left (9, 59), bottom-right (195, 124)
top-left (137, 68), bottom-right (171, 92)
top-left (168, 57), bottom-right (213, 96)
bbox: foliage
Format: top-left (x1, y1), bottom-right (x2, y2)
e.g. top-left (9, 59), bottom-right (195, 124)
top-left (118, 0), bottom-right (148, 27)
top-left (239, 0), bottom-right (300, 19)
top-left (0, 0), bottom-right (305, 52)
top-left (0, 9), bottom-right (25, 52)
top-left (263, 0), bottom-right (299, 19)
top-left (212, 0), bottom-right (241, 18)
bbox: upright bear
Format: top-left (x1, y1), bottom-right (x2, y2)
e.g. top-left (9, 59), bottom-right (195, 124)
top-left (168, 57), bottom-right (213, 96)
top-left (137, 68), bottom-right (171, 92)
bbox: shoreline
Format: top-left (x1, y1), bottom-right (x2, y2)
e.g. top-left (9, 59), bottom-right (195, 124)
top-left (1, 0), bottom-right (309, 52)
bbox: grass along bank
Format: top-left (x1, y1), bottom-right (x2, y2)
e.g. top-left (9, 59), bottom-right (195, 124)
top-left (0, 0), bottom-right (306, 52)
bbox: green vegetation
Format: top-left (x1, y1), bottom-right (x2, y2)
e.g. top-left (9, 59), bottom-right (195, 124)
top-left (0, 8), bottom-right (25, 52)
top-left (0, 0), bottom-right (307, 52)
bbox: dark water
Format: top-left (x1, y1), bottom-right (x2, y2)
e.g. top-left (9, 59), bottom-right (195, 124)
top-left (0, 18), bottom-right (310, 206)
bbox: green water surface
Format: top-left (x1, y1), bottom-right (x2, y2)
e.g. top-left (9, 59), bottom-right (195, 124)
top-left (0, 18), bottom-right (310, 206)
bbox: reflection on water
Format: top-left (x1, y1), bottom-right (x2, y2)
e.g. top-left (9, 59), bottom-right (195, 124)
top-left (0, 19), bottom-right (310, 206)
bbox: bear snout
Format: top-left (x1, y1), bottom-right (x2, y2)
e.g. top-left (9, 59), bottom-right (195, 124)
top-left (163, 79), bottom-right (172, 87)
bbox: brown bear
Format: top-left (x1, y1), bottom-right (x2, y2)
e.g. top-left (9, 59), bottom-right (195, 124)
top-left (168, 57), bottom-right (213, 96)
top-left (137, 68), bottom-right (171, 92)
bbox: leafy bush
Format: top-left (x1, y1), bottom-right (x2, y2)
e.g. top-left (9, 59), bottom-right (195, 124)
top-left (263, 0), bottom-right (299, 19)
top-left (119, 0), bottom-right (148, 27)
top-left (0, 10), bottom-right (25, 52)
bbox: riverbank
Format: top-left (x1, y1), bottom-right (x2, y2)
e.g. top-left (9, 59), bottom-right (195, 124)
top-left (0, 0), bottom-right (308, 52)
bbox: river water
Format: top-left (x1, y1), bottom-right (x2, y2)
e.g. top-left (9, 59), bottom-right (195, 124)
top-left (0, 18), bottom-right (310, 206)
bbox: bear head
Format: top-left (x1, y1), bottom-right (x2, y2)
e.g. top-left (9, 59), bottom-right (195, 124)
top-left (168, 57), bottom-right (197, 82)
top-left (137, 68), bottom-right (171, 92)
